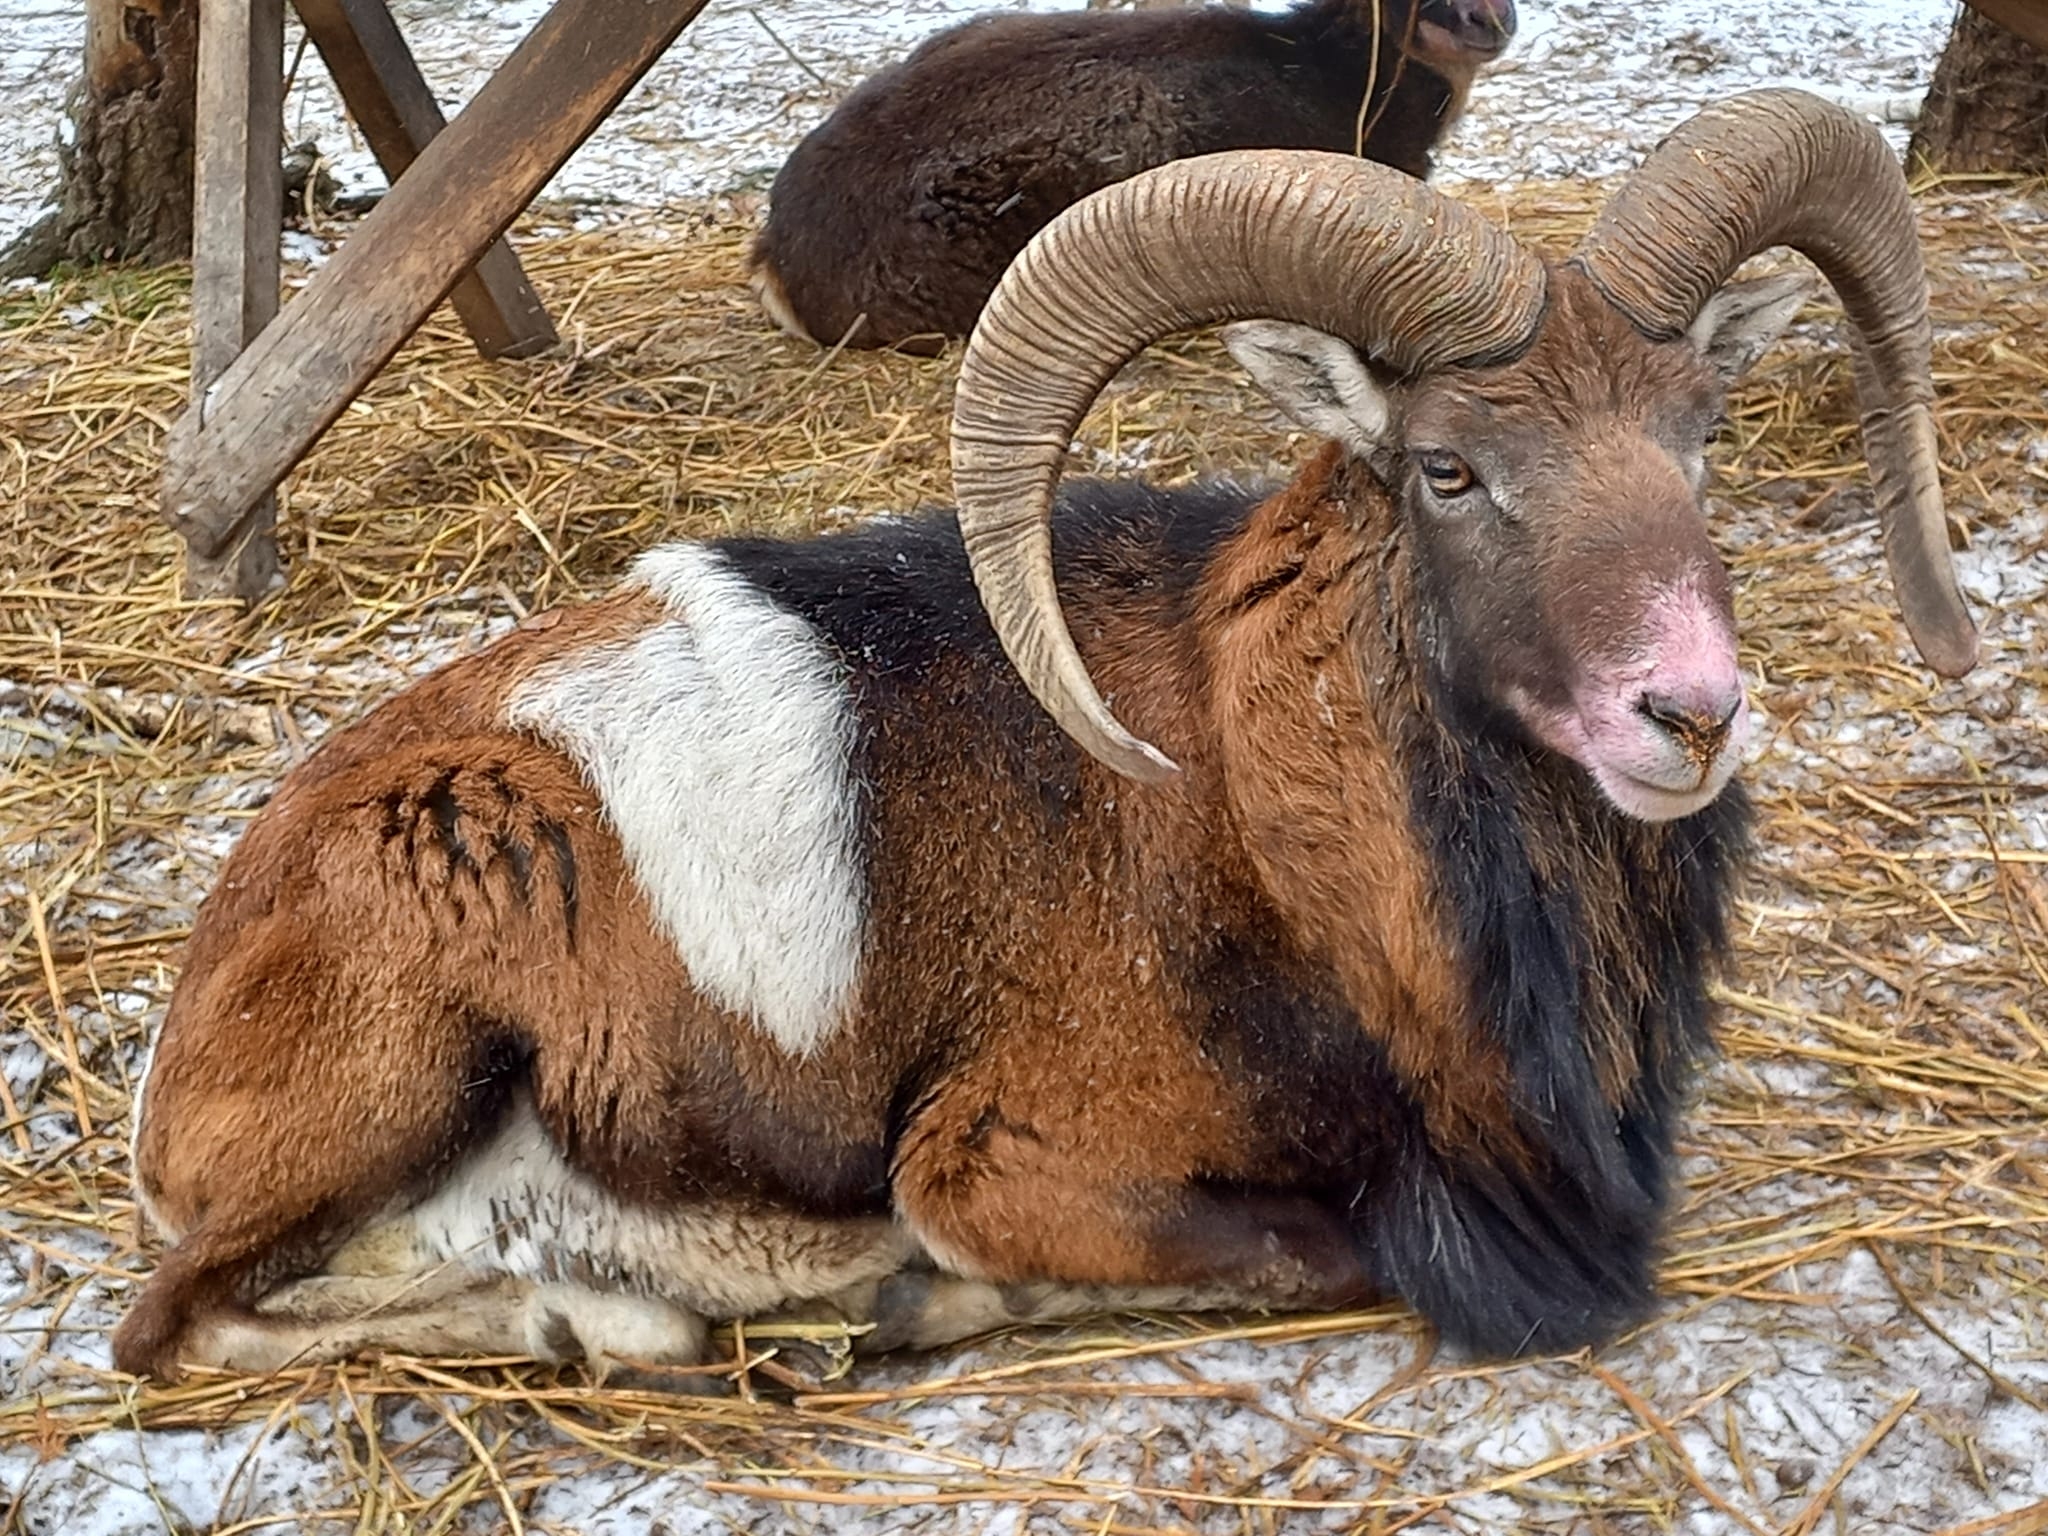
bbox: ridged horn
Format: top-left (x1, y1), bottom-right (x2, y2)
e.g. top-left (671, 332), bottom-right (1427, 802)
top-left (951, 150), bottom-right (1546, 781)
top-left (1573, 87), bottom-right (1978, 678)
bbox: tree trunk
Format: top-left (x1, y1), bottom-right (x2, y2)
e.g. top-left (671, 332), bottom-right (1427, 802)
top-left (0, 0), bottom-right (198, 279)
top-left (1910, 2), bottom-right (2048, 175)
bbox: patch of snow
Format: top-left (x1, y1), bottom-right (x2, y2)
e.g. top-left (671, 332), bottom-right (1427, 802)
top-left (0, 0), bottom-right (1962, 247)
top-left (6, 2), bottom-right (2044, 1533)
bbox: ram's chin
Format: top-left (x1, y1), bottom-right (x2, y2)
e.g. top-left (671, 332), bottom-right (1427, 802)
top-left (1511, 694), bottom-right (1744, 824)
top-left (1583, 759), bottom-right (1737, 823)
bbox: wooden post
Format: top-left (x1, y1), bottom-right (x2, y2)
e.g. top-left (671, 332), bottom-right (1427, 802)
top-left (1914, 1), bottom-right (2048, 175)
top-left (293, 0), bottom-right (557, 359)
top-left (162, 0), bottom-right (712, 567)
top-left (1960, 0), bottom-right (2048, 52)
top-left (182, 0), bottom-right (285, 599)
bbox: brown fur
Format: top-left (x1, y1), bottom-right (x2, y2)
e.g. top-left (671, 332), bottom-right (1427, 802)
top-left (123, 587), bottom-right (876, 1370)
top-left (1200, 448), bottom-right (1516, 1158)
top-left (121, 271), bottom-right (1777, 1377)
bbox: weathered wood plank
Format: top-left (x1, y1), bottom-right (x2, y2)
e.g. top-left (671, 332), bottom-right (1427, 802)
top-left (1960, 0), bottom-right (2048, 54)
top-left (181, 0), bottom-right (286, 599)
top-left (163, 0), bottom-right (712, 561)
top-left (293, 0), bottom-right (557, 359)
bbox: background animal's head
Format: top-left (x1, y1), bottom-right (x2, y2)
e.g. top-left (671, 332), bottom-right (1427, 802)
top-left (1221, 267), bottom-right (1808, 819)
top-left (944, 90), bottom-right (1979, 819)
top-left (1407, 0), bottom-right (1517, 70)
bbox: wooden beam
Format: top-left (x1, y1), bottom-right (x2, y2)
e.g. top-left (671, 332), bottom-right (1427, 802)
top-left (292, 0), bottom-right (557, 359)
top-left (1960, 0), bottom-right (2048, 53)
top-left (163, 0), bottom-right (710, 561)
top-left (181, 0), bottom-right (286, 599)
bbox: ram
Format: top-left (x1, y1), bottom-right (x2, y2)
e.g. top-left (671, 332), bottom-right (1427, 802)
top-left (749, 0), bottom-right (1515, 350)
top-left (115, 91), bottom-right (1977, 1385)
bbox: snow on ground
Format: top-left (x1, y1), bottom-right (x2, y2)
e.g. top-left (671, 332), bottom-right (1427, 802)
top-left (1, 0), bottom-right (1959, 248)
top-left (4, 1), bottom-right (2043, 1534)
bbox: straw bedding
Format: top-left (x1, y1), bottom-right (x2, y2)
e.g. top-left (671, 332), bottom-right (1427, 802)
top-left (1, 179), bottom-right (2044, 1534)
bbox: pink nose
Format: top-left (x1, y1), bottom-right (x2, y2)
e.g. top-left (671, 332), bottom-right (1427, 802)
top-left (1419, 0), bottom-right (1517, 53)
top-left (1636, 683), bottom-right (1744, 770)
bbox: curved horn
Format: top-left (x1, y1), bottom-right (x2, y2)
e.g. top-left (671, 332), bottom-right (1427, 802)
top-left (1572, 88), bottom-right (1978, 678)
top-left (952, 150), bottom-right (1547, 781)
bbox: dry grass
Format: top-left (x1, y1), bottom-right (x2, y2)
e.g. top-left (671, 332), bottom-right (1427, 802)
top-left (2, 178), bottom-right (2045, 1533)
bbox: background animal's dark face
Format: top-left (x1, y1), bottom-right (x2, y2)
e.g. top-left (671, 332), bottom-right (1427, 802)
top-left (1225, 265), bottom-right (1812, 822)
top-left (1409, 0), bottom-right (1517, 65)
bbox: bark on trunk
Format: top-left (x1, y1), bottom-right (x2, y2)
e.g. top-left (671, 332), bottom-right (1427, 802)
top-left (1910, 2), bottom-right (2048, 175)
top-left (0, 0), bottom-right (198, 280)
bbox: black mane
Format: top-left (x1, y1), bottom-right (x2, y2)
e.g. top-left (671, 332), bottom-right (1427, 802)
top-left (1372, 710), bottom-right (1749, 1354)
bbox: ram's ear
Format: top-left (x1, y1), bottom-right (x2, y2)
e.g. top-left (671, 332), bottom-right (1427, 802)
top-left (1686, 271), bottom-right (1814, 384)
top-left (1222, 321), bottom-right (1393, 457)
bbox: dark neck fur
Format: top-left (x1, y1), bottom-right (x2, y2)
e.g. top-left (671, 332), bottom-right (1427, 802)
top-left (1341, 459), bottom-right (1751, 1352)
top-left (1349, 456), bottom-right (1752, 1166)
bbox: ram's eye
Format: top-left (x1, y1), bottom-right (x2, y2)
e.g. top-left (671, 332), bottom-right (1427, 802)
top-left (1417, 450), bottom-right (1476, 497)
top-left (1704, 415), bottom-right (1730, 448)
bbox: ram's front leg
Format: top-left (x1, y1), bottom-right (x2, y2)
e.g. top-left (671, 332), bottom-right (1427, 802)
top-left (887, 1092), bottom-right (1372, 1352)
top-left (853, 1187), bottom-right (1377, 1355)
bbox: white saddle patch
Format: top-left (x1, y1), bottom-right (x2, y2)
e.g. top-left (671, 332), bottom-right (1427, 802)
top-left (508, 543), bottom-right (865, 1056)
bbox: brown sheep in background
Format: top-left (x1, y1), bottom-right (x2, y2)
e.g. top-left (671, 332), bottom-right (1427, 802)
top-left (750, 0), bottom-right (1516, 350)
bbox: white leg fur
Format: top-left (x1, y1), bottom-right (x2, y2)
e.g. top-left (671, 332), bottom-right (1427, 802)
top-left (336, 1097), bottom-right (915, 1319)
top-left (185, 1272), bottom-right (712, 1382)
top-left (188, 1272), bottom-right (545, 1374)
top-left (523, 1284), bottom-right (709, 1378)
top-left (749, 257), bottom-right (818, 345)
top-left (126, 1024), bottom-right (175, 1243)
top-left (507, 543), bottom-right (865, 1057)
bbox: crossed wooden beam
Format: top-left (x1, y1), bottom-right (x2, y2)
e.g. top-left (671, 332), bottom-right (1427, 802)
top-left (164, 0), bottom-right (2048, 603)
top-left (169, 0), bottom-right (712, 598)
